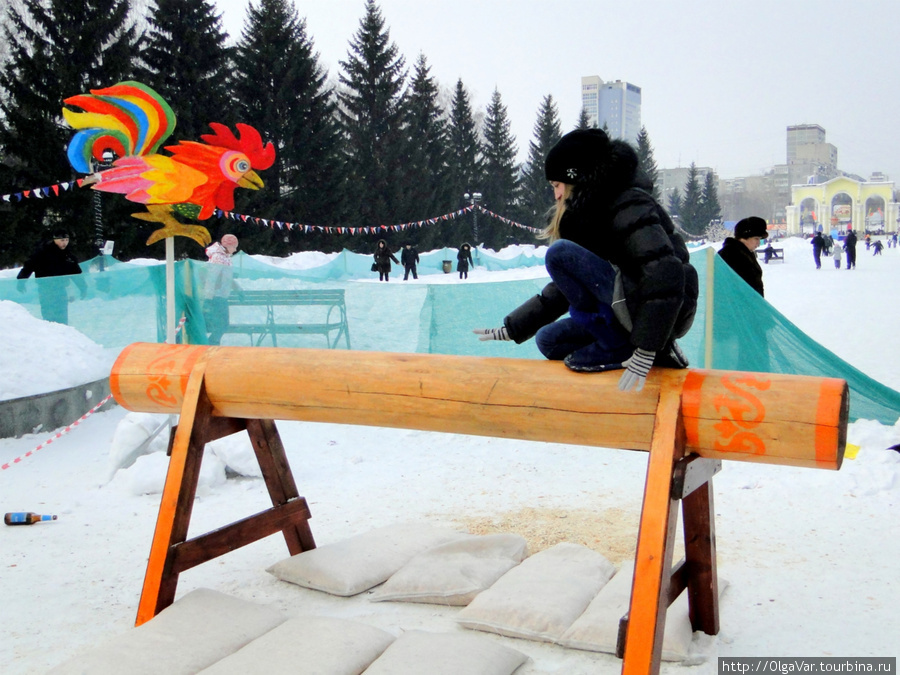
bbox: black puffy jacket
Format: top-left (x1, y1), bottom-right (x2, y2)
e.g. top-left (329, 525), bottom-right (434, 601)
top-left (503, 175), bottom-right (698, 354)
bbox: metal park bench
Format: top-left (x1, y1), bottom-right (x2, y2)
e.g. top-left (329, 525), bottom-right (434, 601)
top-left (223, 289), bottom-right (350, 348)
top-left (757, 247), bottom-right (784, 263)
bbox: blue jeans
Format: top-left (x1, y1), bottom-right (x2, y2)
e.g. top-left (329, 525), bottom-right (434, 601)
top-left (535, 239), bottom-right (632, 362)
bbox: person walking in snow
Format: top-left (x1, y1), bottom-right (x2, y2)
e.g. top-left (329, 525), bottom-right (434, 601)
top-left (457, 242), bottom-right (474, 279)
top-left (718, 217), bottom-right (768, 296)
top-left (401, 243), bottom-right (419, 280)
top-left (873, 239), bottom-right (884, 255)
top-left (204, 233), bottom-right (239, 345)
top-left (832, 241), bottom-right (843, 269)
top-left (373, 239), bottom-right (399, 282)
top-left (16, 228), bottom-right (87, 325)
top-left (811, 231), bottom-right (825, 269)
top-left (845, 228), bottom-right (858, 269)
top-left (472, 128), bottom-right (697, 392)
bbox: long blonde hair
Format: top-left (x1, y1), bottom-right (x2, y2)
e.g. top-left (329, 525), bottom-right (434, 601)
top-left (539, 183), bottom-right (574, 242)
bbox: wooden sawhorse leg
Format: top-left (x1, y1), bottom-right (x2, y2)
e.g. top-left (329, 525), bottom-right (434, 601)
top-left (135, 360), bottom-right (315, 626)
top-left (618, 381), bottom-right (722, 675)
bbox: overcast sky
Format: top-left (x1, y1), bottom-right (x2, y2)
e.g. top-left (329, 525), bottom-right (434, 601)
top-left (216, 0), bottom-right (900, 182)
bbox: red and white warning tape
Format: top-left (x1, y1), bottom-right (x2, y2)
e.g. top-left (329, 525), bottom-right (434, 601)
top-left (1, 393), bottom-right (114, 471)
top-left (166, 316), bottom-right (187, 344)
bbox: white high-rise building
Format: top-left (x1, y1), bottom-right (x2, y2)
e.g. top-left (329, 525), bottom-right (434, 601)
top-left (581, 75), bottom-right (642, 145)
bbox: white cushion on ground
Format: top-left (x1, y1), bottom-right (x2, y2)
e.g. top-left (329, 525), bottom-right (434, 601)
top-left (47, 588), bottom-right (286, 675)
top-left (361, 630), bottom-right (529, 675)
top-left (370, 533), bottom-right (528, 606)
top-left (198, 616), bottom-right (395, 674)
top-left (456, 542), bottom-right (617, 643)
top-left (557, 559), bottom-right (729, 662)
top-left (266, 521), bottom-right (466, 596)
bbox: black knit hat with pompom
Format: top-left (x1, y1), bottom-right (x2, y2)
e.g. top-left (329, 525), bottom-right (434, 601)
top-left (544, 128), bottom-right (611, 184)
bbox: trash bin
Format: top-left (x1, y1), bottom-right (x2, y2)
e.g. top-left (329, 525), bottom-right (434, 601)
top-left (442, 260), bottom-right (452, 274)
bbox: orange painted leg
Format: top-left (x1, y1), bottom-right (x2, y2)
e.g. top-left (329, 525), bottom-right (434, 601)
top-left (622, 381), bottom-right (686, 675)
top-left (135, 359), bottom-right (211, 626)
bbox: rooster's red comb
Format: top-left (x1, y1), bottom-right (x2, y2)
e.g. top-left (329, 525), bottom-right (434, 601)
top-left (200, 122), bottom-right (275, 170)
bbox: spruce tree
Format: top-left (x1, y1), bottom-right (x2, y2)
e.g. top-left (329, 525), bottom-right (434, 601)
top-left (403, 53), bottom-right (451, 251)
top-left (337, 0), bottom-right (408, 247)
top-left (231, 0), bottom-right (345, 255)
top-left (138, 0), bottom-right (233, 144)
top-left (0, 0), bottom-right (138, 266)
top-left (635, 126), bottom-right (660, 200)
top-left (518, 94), bottom-right (561, 232)
top-left (667, 186), bottom-right (682, 218)
top-left (679, 163), bottom-right (704, 235)
top-left (575, 108), bottom-right (593, 130)
top-left (700, 170), bottom-right (722, 234)
top-left (445, 79), bottom-right (483, 247)
top-left (480, 88), bottom-right (519, 249)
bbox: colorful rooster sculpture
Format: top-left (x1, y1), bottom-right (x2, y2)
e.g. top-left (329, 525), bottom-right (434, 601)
top-left (63, 81), bottom-right (275, 246)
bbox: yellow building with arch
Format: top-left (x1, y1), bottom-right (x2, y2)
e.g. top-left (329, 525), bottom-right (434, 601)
top-left (786, 176), bottom-right (898, 235)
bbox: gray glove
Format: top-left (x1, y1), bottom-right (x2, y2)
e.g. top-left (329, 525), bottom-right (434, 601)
top-left (618, 348), bottom-right (655, 392)
top-left (473, 326), bottom-right (511, 342)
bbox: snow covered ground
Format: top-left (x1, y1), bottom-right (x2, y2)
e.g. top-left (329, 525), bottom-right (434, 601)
top-left (1, 237), bottom-right (899, 673)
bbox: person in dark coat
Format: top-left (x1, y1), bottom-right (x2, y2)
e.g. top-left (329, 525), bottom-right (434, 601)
top-left (718, 217), bottom-right (767, 296)
top-left (844, 228), bottom-right (858, 269)
top-left (400, 243), bottom-right (419, 280)
top-left (473, 128), bottom-right (698, 392)
top-left (811, 231), bottom-right (825, 269)
top-left (16, 228), bottom-right (87, 324)
top-left (373, 239), bottom-right (399, 282)
top-left (716, 217), bottom-right (772, 371)
top-left (457, 243), bottom-right (473, 279)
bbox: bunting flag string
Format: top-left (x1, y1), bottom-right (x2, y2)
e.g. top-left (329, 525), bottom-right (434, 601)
top-left (213, 205), bottom-right (478, 235)
top-left (2, 174), bottom-right (544, 235)
top-left (215, 204), bottom-right (545, 236)
top-left (1, 179), bottom-right (83, 204)
top-left (475, 205), bottom-right (543, 234)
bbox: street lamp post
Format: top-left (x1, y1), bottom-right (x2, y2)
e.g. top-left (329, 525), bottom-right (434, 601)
top-left (92, 148), bottom-right (117, 270)
top-left (463, 191), bottom-right (482, 245)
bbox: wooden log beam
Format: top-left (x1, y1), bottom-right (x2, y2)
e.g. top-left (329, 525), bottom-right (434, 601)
top-left (110, 343), bottom-right (848, 471)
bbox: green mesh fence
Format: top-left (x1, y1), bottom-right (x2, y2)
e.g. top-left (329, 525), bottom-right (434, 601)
top-left (3, 245), bottom-right (899, 424)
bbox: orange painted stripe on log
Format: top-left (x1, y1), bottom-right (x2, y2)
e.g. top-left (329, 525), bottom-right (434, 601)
top-left (680, 369), bottom-right (706, 452)
top-left (108, 341), bottom-right (136, 406)
top-left (816, 378), bottom-right (849, 470)
top-left (110, 342), bottom-right (206, 413)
